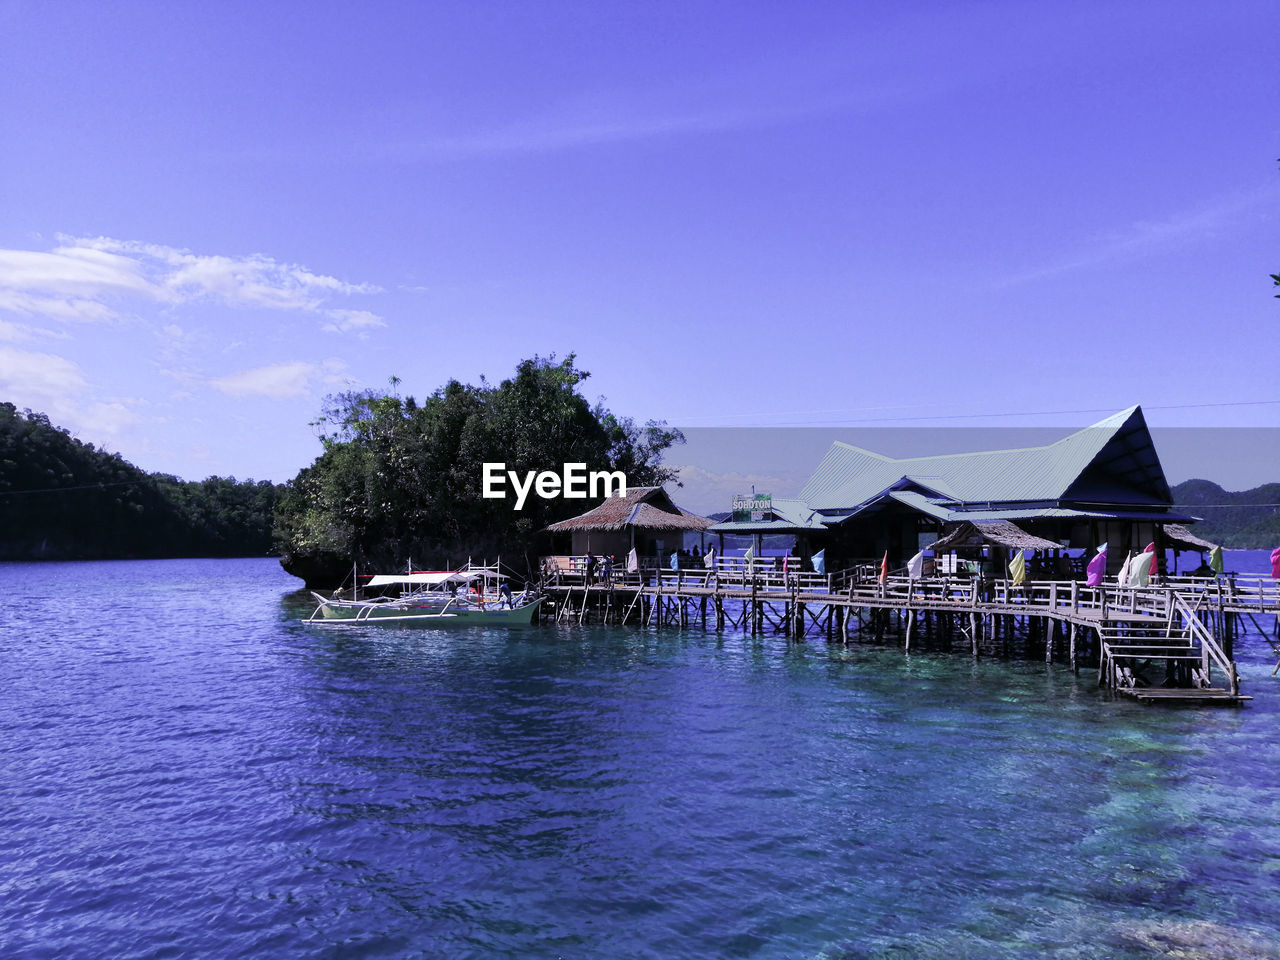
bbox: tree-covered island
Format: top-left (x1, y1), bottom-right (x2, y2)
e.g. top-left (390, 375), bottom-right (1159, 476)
top-left (273, 355), bottom-right (684, 587)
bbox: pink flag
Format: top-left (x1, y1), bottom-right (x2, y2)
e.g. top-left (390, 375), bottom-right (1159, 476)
top-left (1271, 547), bottom-right (1280, 579)
top-left (1143, 542), bottom-right (1159, 575)
top-left (1086, 544), bottom-right (1108, 586)
top-left (879, 551), bottom-right (888, 585)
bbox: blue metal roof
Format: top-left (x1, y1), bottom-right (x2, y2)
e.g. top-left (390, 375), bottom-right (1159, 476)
top-left (706, 496), bottom-right (828, 534)
top-left (799, 406), bottom-right (1173, 513)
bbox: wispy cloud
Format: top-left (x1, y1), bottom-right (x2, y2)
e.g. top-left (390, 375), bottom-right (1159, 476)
top-left (0, 245), bottom-right (158, 321)
top-left (323, 308), bottom-right (386, 335)
top-left (210, 359), bottom-right (350, 399)
top-left (0, 236), bottom-right (383, 331)
top-left (998, 183), bottom-right (1280, 286)
top-left (0, 344), bottom-right (141, 437)
top-left (328, 25), bottom-right (955, 167)
top-left (0, 344), bottom-right (89, 398)
top-left (0, 316), bottom-right (70, 344)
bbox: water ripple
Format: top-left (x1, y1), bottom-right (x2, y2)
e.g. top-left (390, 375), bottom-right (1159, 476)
top-left (2, 559), bottom-right (1279, 958)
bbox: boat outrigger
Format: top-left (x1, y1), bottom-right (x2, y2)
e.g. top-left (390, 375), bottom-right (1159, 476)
top-left (304, 562), bottom-right (543, 626)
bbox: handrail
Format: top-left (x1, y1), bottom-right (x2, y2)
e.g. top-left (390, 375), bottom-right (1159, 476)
top-left (1172, 592), bottom-right (1239, 695)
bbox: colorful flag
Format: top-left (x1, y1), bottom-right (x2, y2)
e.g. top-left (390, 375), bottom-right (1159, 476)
top-left (1128, 551), bottom-right (1153, 587)
top-left (1085, 543), bottom-right (1108, 586)
top-left (626, 547), bottom-right (638, 573)
top-left (1117, 551), bottom-right (1133, 587)
top-left (1009, 550), bottom-right (1026, 586)
top-left (669, 551), bottom-right (679, 571)
top-left (1270, 547), bottom-right (1280, 579)
top-left (783, 552), bottom-right (789, 576)
top-left (743, 543), bottom-right (755, 562)
top-left (811, 549), bottom-right (825, 575)
top-left (1209, 545), bottom-right (1223, 576)
top-left (703, 548), bottom-right (716, 569)
top-left (878, 551), bottom-right (888, 584)
top-left (907, 550), bottom-right (925, 580)
top-left (1143, 541), bottom-right (1159, 575)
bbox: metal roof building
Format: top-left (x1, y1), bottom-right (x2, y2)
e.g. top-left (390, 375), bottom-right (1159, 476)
top-left (792, 406), bottom-right (1195, 571)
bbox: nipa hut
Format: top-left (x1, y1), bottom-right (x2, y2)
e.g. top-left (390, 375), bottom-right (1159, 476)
top-left (1161, 523), bottom-right (1221, 574)
top-left (543, 486), bottom-right (713, 560)
top-left (929, 519), bottom-right (1071, 578)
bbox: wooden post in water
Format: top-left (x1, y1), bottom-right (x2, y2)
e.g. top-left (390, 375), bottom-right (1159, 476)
top-left (1069, 622), bottom-right (1078, 674)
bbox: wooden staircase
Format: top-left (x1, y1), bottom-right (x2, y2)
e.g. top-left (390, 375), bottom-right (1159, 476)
top-left (1098, 594), bottom-right (1248, 703)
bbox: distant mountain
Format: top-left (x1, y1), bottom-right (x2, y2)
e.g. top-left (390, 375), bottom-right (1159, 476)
top-left (1171, 479), bottom-right (1280, 549)
top-left (0, 403), bottom-right (283, 560)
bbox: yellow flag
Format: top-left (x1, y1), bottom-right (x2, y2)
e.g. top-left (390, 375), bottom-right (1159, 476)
top-left (1009, 550), bottom-right (1026, 586)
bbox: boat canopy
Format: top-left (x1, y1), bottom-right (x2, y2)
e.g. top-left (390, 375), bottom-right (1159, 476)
top-left (366, 571), bottom-right (482, 587)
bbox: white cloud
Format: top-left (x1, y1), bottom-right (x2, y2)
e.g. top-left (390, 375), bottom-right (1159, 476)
top-left (0, 317), bottom-right (69, 343)
top-left (0, 236), bottom-right (381, 324)
top-left (0, 345), bottom-right (89, 400)
top-left (0, 344), bottom-right (148, 443)
top-left (323, 308), bottom-right (387, 334)
top-left (210, 359), bottom-right (350, 399)
top-left (79, 400), bottom-right (143, 436)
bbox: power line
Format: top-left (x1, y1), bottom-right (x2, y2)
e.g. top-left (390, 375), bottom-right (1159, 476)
top-left (669, 398), bottom-right (1280, 427)
top-left (0, 478), bottom-right (159, 497)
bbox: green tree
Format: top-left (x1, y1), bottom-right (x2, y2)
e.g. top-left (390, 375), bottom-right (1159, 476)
top-left (0, 402), bottom-right (282, 560)
top-left (274, 356), bottom-right (684, 586)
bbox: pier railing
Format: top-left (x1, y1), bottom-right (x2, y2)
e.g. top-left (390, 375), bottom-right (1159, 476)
top-left (539, 556), bottom-right (1278, 623)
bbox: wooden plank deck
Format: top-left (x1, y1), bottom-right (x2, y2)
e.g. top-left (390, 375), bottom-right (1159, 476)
top-left (1117, 687), bottom-right (1251, 704)
top-left (540, 568), bottom-right (1257, 704)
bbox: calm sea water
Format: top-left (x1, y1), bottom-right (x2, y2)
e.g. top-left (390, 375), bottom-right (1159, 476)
top-left (2, 557), bottom-right (1278, 960)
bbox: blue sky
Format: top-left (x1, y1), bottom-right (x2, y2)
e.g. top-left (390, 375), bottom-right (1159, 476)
top-left (1, 1), bottom-right (1277, 496)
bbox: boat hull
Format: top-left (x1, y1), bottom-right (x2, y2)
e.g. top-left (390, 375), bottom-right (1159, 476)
top-left (306, 594), bottom-right (543, 626)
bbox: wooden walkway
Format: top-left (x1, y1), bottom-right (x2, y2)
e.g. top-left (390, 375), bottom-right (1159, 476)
top-left (541, 568), bottom-right (1273, 705)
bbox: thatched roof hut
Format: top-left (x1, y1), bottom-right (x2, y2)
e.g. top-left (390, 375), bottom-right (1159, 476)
top-left (931, 520), bottom-right (1063, 553)
top-left (543, 487), bottom-right (712, 558)
top-left (1161, 523), bottom-right (1218, 552)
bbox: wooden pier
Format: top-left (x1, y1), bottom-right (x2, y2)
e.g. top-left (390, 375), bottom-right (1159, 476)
top-left (539, 562), bottom-right (1275, 704)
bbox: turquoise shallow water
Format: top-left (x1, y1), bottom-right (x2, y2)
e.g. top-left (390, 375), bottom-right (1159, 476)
top-left (1, 558), bottom-right (1278, 959)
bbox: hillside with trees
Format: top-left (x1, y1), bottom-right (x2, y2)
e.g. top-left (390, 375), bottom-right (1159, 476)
top-left (1171, 479), bottom-right (1280, 548)
top-left (0, 403), bottom-right (281, 560)
top-left (274, 355), bottom-right (683, 587)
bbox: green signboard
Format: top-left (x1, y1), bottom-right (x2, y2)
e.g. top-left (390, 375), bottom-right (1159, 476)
top-left (731, 493), bottom-right (773, 523)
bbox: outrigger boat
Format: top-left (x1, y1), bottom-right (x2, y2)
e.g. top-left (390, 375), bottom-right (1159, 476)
top-left (304, 562), bottom-right (543, 626)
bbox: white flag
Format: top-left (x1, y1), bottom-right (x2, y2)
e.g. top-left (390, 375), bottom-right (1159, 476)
top-left (907, 550), bottom-right (924, 580)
